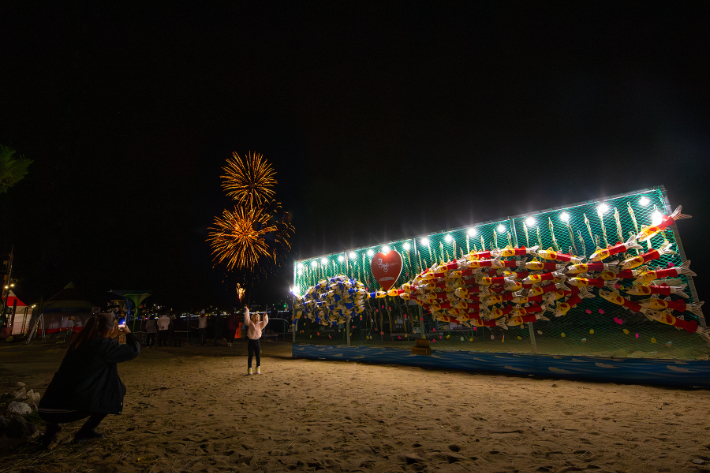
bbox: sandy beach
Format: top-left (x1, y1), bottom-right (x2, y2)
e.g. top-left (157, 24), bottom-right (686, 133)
top-left (2, 340), bottom-right (710, 473)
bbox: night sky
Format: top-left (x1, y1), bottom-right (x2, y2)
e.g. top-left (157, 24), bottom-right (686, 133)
top-left (1, 3), bottom-right (709, 310)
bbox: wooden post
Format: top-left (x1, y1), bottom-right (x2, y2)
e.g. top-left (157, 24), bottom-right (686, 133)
top-left (291, 294), bottom-right (296, 343)
top-left (386, 298), bottom-right (393, 339)
top-left (346, 316), bottom-right (351, 346)
top-left (527, 322), bottom-right (537, 352)
top-left (418, 304), bottom-right (425, 338)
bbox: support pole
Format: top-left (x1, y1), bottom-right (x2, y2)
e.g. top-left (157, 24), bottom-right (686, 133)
top-left (510, 217), bottom-right (538, 351)
top-left (527, 322), bottom-right (537, 352)
top-left (662, 188), bottom-right (704, 327)
top-left (292, 263), bottom-right (297, 344)
top-left (346, 317), bottom-right (351, 346)
top-left (418, 304), bottom-right (425, 339)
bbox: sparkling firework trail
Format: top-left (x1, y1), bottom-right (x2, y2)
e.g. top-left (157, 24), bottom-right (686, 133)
top-left (221, 152), bottom-right (277, 207)
top-left (207, 205), bottom-right (293, 271)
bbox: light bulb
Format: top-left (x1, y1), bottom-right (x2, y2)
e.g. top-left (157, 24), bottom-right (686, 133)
top-left (297, 263), bottom-right (304, 269)
top-left (348, 252), bottom-right (356, 259)
top-left (597, 203), bottom-right (609, 214)
top-left (525, 216), bottom-right (536, 226)
top-left (320, 258), bottom-right (328, 265)
top-left (310, 261), bottom-right (318, 268)
top-left (467, 228), bottom-right (477, 236)
top-left (337, 255), bottom-right (344, 262)
top-left (382, 245), bottom-right (390, 254)
top-left (497, 224), bottom-right (506, 233)
top-left (652, 210), bottom-right (663, 226)
top-left (639, 196), bottom-right (650, 206)
top-left (367, 249), bottom-right (374, 257)
top-left (403, 242), bottom-right (411, 251)
top-left (560, 212), bottom-right (570, 222)
top-left (444, 234), bottom-right (452, 242)
top-left (421, 238), bottom-right (430, 246)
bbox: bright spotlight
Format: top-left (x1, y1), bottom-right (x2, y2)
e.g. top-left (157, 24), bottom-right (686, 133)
top-left (525, 217), bottom-right (536, 226)
top-left (652, 210), bottom-right (663, 226)
top-left (421, 238), bottom-right (430, 246)
top-left (467, 228), bottom-right (477, 236)
top-left (444, 234), bottom-right (452, 242)
top-left (560, 212), bottom-right (570, 222)
top-left (639, 196), bottom-right (650, 206)
top-left (297, 263), bottom-right (304, 269)
top-left (310, 261), bottom-right (318, 268)
top-left (597, 203), bottom-right (609, 214)
top-left (348, 252), bottom-right (356, 259)
top-left (403, 242), bottom-right (411, 251)
top-left (367, 249), bottom-right (374, 257)
top-left (320, 258), bottom-right (328, 265)
top-left (382, 245), bottom-right (391, 254)
top-left (497, 224), bottom-right (506, 233)
top-left (337, 255), bottom-right (344, 262)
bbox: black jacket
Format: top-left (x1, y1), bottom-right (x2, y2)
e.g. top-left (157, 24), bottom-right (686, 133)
top-left (39, 333), bottom-right (140, 414)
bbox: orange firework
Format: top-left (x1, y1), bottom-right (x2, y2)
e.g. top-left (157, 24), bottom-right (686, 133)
top-left (207, 205), bottom-right (293, 271)
top-left (221, 152), bottom-right (277, 207)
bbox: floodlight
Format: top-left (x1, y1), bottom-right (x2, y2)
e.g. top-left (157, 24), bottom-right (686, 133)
top-left (639, 196), bottom-right (650, 206)
top-left (525, 216), bottom-right (536, 226)
top-left (560, 212), bottom-right (570, 222)
top-left (467, 228), bottom-right (477, 236)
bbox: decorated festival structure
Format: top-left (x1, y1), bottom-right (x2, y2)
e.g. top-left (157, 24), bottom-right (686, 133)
top-left (291, 187), bottom-right (710, 387)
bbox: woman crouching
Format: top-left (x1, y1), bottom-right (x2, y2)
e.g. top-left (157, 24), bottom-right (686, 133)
top-left (38, 313), bottom-right (140, 447)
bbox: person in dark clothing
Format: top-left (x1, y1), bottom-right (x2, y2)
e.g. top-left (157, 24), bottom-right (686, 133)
top-left (227, 312), bottom-right (240, 347)
top-left (213, 315), bottom-right (226, 346)
top-left (169, 314), bottom-right (182, 347)
top-left (145, 315), bottom-right (158, 347)
top-left (38, 313), bottom-right (140, 447)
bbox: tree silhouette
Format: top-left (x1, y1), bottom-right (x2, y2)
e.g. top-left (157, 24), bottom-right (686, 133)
top-left (0, 145), bottom-right (33, 194)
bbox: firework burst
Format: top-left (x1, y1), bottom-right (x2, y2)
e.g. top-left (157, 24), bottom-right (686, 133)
top-left (207, 205), bottom-right (293, 271)
top-left (221, 152), bottom-right (277, 207)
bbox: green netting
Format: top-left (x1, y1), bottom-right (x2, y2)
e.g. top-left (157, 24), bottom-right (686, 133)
top-left (292, 186), bottom-right (706, 359)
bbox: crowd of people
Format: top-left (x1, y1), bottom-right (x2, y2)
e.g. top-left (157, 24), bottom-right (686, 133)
top-left (38, 306), bottom-right (268, 448)
top-left (139, 310), bottom-right (246, 347)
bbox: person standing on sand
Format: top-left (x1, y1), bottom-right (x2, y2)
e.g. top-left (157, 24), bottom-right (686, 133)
top-left (169, 313), bottom-right (181, 347)
top-left (227, 311), bottom-right (239, 347)
top-left (197, 311), bottom-right (208, 346)
top-left (244, 307), bottom-right (268, 375)
top-left (213, 313), bottom-right (226, 346)
top-left (157, 311), bottom-right (170, 347)
top-left (38, 313), bottom-right (140, 447)
top-left (145, 315), bottom-right (158, 347)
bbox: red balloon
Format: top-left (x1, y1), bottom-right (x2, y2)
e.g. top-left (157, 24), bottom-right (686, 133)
top-left (370, 250), bottom-right (403, 291)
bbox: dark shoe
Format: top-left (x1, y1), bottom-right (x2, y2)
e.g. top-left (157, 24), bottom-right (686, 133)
top-left (41, 425), bottom-right (62, 448)
top-left (73, 430), bottom-right (105, 443)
